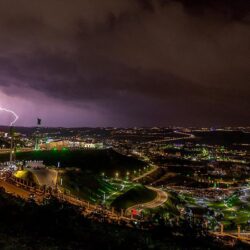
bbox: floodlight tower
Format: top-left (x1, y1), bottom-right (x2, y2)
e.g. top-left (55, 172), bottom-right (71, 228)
top-left (9, 125), bottom-right (17, 164)
top-left (35, 118), bottom-right (42, 150)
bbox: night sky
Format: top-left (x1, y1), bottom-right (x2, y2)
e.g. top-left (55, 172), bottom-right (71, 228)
top-left (0, 0), bottom-right (249, 127)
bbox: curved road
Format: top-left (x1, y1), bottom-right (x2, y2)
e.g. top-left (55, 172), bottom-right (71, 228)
top-left (133, 165), bottom-right (159, 182)
top-left (126, 186), bottom-right (168, 215)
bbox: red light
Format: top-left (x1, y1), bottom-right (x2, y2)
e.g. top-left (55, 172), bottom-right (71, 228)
top-left (132, 209), bottom-right (137, 216)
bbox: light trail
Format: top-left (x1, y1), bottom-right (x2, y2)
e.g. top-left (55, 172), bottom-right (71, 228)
top-left (0, 107), bottom-right (19, 126)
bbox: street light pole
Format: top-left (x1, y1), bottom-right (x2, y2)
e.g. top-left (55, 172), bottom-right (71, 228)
top-left (9, 126), bottom-right (15, 165)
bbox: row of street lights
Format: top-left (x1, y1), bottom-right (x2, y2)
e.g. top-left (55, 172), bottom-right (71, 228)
top-left (101, 165), bottom-right (150, 180)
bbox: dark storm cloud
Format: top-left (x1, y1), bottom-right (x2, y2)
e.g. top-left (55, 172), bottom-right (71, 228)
top-left (0, 0), bottom-right (249, 126)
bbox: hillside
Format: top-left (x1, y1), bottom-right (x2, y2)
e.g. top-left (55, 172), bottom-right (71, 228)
top-left (0, 149), bottom-right (146, 177)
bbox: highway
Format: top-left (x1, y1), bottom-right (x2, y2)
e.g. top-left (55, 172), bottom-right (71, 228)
top-left (140, 131), bottom-right (195, 145)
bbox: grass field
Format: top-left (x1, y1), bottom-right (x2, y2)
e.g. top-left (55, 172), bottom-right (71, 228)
top-left (59, 166), bottom-right (159, 208)
top-left (111, 185), bottom-right (157, 210)
top-left (59, 169), bottom-right (131, 203)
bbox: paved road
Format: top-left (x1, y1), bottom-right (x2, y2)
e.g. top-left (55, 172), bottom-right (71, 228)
top-left (0, 148), bottom-right (33, 154)
top-left (140, 131), bottom-right (195, 145)
top-left (0, 179), bottom-right (43, 203)
top-left (126, 186), bottom-right (168, 215)
top-left (0, 179), bottom-right (31, 198)
top-left (133, 165), bottom-right (159, 182)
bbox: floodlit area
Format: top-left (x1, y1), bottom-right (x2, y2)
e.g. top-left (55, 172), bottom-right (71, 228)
top-left (0, 127), bottom-right (250, 248)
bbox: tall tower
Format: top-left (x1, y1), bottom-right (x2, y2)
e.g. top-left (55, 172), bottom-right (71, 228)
top-left (35, 118), bottom-right (42, 150)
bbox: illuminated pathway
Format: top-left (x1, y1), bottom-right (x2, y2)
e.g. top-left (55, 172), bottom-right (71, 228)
top-left (133, 164), bottom-right (159, 182)
top-left (212, 231), bottom-right (250, 245)
top-left (0, 179), bottom-right (43, 203)
top-left (0, 178), bottom-right (136, 223)
top-left (0, 148), bottom-right (33, 154)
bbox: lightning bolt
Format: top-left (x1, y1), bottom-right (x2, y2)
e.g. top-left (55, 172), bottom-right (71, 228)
top-left (0, 107), bottom-right (19, 126)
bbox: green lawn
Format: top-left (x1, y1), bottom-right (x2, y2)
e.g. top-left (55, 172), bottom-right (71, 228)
top-left (111, 185), bottom-right (157, 210)
top-left (59, 169), bottom-right (135, 204)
